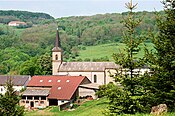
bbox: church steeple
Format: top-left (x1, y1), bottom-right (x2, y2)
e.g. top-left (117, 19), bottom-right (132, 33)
top-left (52, 28), bottom-right (63, 75)
top-left (55, 28), bottom-right (61, 48)
top-left (52, 28), bottom-right (62, 52)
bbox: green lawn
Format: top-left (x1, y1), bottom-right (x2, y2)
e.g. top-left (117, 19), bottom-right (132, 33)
top-left (77, 42), bottom-right (155, 61)
top-left (25, 98), bottom-right (175, 116)
top-left (25, 98), bottom-right (108, 116)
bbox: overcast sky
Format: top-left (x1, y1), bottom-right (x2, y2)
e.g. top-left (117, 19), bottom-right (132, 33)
top-left (0, 0), bottom-right (163, 18)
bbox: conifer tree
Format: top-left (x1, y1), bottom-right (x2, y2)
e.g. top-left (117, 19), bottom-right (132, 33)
top-left (96, 0), bottom-right (147, 114)
top-left (0, 77), bottom-right (24, 116)
top-left (145, 0), bottom-right (175, 110)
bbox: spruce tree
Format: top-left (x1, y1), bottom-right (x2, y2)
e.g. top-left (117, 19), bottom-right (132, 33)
top-left (97, 0), bottom-right (146, 114)
top-left (145, 0), bottom-right (175, 110)
top-left (0, 77), bottom-right (24, 116)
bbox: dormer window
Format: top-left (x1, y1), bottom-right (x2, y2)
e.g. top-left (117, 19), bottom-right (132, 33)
top-left (40, 80), bottom-right (43, 82)
top-left (55, 55), bottom-right (58, 60)
top-left (66, 80), bottom-right (70, 82)
top-left (57, 80), bottom-right (61, 82)
top-left (58, 87), bottom-right (61, 90)
top-left (48, 80), bottom-right (52, 82)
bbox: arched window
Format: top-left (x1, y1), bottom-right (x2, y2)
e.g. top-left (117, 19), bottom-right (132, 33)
top-left (55, 54), bottom-right (58, 60)
top-left (94, 75), bottom-right (97, 83)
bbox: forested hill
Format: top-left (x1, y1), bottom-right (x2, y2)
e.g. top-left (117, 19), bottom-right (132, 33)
top-left (0, 10), bottom-right (54, 24)
top-left (0, 11), bottom-right (162, 75)
top-left (56, 11), bottom-right (160, 45)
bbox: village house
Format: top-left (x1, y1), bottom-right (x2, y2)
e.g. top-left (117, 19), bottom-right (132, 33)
top-left (52, 28), bottom-right (120, 85)
top-left (8, 21), bottom-right (27, 27)
top-left (20, 75), bottom-right (98, 109)
top-left (0, 75), bottom-right (31, 95)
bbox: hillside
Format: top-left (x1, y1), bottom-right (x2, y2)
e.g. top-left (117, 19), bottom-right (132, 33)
top-left (0, 11), bottom-right (161, 75)
top-left (56, 11), bottom-right (159, 46)
top-left (0, 10), bottom-right (54, 24)
top-left (76, 43), bottom-right (155, 61)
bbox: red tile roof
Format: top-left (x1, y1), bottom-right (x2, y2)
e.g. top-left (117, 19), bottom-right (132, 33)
top-left (27, 76), bottom-right (90, 100)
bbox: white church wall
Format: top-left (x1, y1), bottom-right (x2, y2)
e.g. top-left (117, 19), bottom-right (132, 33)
top-left (57, 71), bottom-right (105, 85)
top-left (105, 69), bottom-right (116, 84)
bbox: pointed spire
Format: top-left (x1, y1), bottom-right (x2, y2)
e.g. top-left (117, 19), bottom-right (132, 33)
top-left (52, 28), bottom-right (62, 52)
top-left (55, 28), bottom-right (61, 48)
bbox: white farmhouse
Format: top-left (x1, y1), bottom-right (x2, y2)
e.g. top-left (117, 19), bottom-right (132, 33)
top-left (8, 21), bottom-right (27, 27)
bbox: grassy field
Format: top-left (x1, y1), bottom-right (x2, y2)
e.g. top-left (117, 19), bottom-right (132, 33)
top-left (25, 98), bottom-right (108, 116)
top-left (77, 42), bottom-right (155, 61)
top-left (25, 98), bottom-right (175, 116)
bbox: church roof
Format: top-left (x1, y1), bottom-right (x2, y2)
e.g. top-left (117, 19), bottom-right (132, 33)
top-left (58, 62), bottom-right (120, 72)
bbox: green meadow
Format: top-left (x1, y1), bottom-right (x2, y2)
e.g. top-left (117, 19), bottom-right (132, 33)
top-left (77, 42), bottom-right (155, 61)
top-left (25, 98), bottom-right (175, 116)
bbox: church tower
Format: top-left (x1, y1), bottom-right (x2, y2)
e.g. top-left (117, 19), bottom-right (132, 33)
top-left (52, 28), bottom-right (62, 75)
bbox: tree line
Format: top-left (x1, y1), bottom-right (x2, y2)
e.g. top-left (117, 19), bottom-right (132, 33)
top-left (0, 10), bottom-right (54, 25)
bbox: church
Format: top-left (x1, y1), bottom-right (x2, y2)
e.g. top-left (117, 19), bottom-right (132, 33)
top-left (52, 29), bottom-right (119, 85)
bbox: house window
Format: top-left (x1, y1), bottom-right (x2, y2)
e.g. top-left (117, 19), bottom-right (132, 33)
top-left (48, 80), bottom-right (52, 82)
top-left (35, 101), bottom-right (39, 105)
top-left (41, 96), bottom-right (46, 100)
top-left (40, 80), bottom-right (43, 82)
top-left (1, 88), bottom-right (3, 92)
top-left (57, 80), bottom-right (61, 82)
top-left (27, 96), bottom-right (32, 100)
top-left (34, 96), bottom-right (39, 100)
top-left (55, 55), bottom-right (58, 60)
top-left (26, 101), bottom-right (29, 104)
top-left (94, 75), bottom-right (97, 83)
top-left (40, 101), bottom-right (44, 104)
top-left (61, 101), bottom-right (64, 103)
top-left (22, 96), bottom-right (26, 99)
top-left (66, 80), bottom-right (70, 82)
top-left (21, 100), bottom-right (25, 104)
